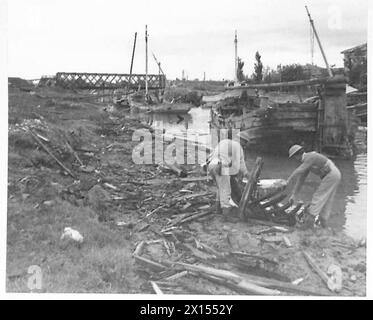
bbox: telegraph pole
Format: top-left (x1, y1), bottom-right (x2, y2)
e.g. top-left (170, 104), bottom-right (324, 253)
top-left (305, 6), bottom-right (333, 77)
top-left (145, 25), bottom-right (149, 97)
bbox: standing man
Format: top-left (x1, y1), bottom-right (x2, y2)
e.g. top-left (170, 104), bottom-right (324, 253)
top-left (206, 138), bottom-right (250, 219)
top-left (286, 145), bottom-right (341, 227)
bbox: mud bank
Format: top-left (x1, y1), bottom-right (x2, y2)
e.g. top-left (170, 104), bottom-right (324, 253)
top-left (7, 84), bottom-right (366, 295)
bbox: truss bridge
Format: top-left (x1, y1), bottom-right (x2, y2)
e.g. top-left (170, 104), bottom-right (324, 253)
top-left (55, 72), bottom-right (166, 90)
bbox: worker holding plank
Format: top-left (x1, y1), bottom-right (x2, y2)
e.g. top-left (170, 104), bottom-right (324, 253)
top-left (205, 138), bottom-right (250, 219)
top-left (286, 145), bottom-right (341, 228)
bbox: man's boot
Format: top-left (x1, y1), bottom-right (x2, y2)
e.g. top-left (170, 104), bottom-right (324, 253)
top-left (215, 201), bottom-right (222, 215)
top-left (222, 207), bottom-right (239, 223)
top-left (230, 176), bottom-right (242, 204)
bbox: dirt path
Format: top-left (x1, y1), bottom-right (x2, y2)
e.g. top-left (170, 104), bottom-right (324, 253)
top-left (7, 85), bottom-right (366, 295)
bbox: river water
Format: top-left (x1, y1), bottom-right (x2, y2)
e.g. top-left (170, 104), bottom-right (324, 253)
top-left (134, 107), bottom-right (367, 241)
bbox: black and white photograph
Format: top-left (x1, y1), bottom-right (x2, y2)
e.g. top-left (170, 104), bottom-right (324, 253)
top-left (1, 0), bottom-right (370, 299)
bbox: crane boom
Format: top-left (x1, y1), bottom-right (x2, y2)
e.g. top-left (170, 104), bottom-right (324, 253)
top-left (152, 52), bottom-right (165, 75)
top-left (305, 6), bottom-right (333, 77)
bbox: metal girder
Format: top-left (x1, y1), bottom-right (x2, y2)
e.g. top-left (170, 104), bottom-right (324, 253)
top-left (55, 72), bottom-right (166, 90)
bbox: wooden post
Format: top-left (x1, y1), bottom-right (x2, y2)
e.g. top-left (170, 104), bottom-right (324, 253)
top-left (128, 32), bottom-right (137, 91)
top-left (234, 30), bottom-right (238, 83)
top-left (145, 25), bottom-right (149, 98)
top-left (320, 80), bottom-right (349, 154)
top-left (238, 157), bottom-right (263, 220)
top-left (316, 99), bottom-right (324, 152)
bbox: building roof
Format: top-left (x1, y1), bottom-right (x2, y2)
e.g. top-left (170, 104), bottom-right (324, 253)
top-left (341, 43), bottom-right (367, 54)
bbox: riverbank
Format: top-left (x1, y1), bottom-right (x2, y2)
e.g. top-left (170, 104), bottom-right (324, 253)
top-left (7, 84), bottom-right (366, 295)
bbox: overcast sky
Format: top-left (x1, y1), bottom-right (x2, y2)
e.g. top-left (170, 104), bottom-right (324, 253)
top-left (7, 0), bottom-right (368, 80)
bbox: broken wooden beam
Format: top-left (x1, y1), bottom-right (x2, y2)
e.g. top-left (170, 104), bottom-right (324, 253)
top-left (255, 226), bottom-right (290, 235)
top-left (150, 281), bottom-right (164, 295)
top-left (162, 271), bottom-right (189, 282)
top-left (28, 129), bottom-right (76, 178)
top-left (264, 200), bottom-right (293, 216)
top-left (285, 203), bottom-right (304, 216)
top-left (175, 262), bottom-right (281, 295)
top-left (226, 76), bottom-right (346, 90)
top-left (172, 210), bottom-right (214, 226)
top-left (133, 241), bottom-right (146, 256)
top-left (133, 254), bottom-right (167, 272)
top-left (259, 193), bottom-right (287, 209)
top-left (233, 271), bottom-right (328, 296)
top-left (65, 140), bottom-right (84, 166)
top-left (282, 235), bottom-right (292, 248)
top-left (251, 188), bottom-right (285, 205)
top-left (302, 251), bottom-right (334, 292)
top-left (275, 201), bottom-right (294, 212)
top-left (239, 157), bottom-right (264, 220)
top-left (193, 272), bottom-right (248, 295)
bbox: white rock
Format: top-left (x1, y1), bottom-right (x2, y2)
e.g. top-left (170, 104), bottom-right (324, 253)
top-left (327, 264), bottom-right (343, 292)
top-left (61, 227), bottom-right (84, 244)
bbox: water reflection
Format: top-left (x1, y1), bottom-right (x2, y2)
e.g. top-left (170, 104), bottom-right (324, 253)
top-left (134, 107), bottom-right (367, 240)
top-left (333, 154), bottom-right (367, 240)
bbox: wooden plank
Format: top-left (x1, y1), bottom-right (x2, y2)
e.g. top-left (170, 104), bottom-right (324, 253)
top-left (238, 157), bottom-right (264, 220)
top-left (163, 271), bottom-right (189, 281)
top-left (232, 270), bottom-right (328, 296)
top-left (239, 123), bottom-right (317, 136)
top-left (226, 76), bottom-right (346, 90)
top-left (302, 251), bottom-right (332, 292)
top-left (276, 102), bottom-right (318, 111)
top-left (28, 129), bottom-right (76, 178)
top-left (150, 281), bottom-right (164, 295)
top-left (133, 241), bottom-right (146, 256)
top-left (259, 193), bottom-right (287, 209)
top-left (133, 255), bottom-right (167, 271)
top-left (270, 112), bottom-right (317, 120)
top-left (176, 262), bottom-right (281, 295)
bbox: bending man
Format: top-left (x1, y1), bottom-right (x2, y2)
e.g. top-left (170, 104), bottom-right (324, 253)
top-left (207, 138), bottom-right (249, 218)
top-left (287, 145), bottom-right (341, 227)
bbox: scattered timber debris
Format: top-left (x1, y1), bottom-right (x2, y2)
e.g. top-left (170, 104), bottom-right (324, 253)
top-left (302, 251), bottom-right (342, 293)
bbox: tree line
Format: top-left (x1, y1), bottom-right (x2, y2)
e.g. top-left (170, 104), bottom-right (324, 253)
top-left (236, 52), bottom-right (323, 84)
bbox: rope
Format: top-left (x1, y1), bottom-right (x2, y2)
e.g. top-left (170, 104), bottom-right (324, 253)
top-left (310, 25), bottom-right (315, 65)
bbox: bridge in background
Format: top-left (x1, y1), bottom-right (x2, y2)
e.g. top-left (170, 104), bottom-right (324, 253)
top-left (55, 72), bottom-right (166, 90)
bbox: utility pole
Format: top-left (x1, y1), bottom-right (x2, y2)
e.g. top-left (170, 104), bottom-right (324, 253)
top-left (203, 72), bottom-right (206, 82)
top-left (128, 32), bottom-right (137, 90)
top-left (305, 6), bottom-right (333, 77)
top-left (234, 30), bottom-right (238, 83)
top-left (145, 25), bottom-right (149, 98)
